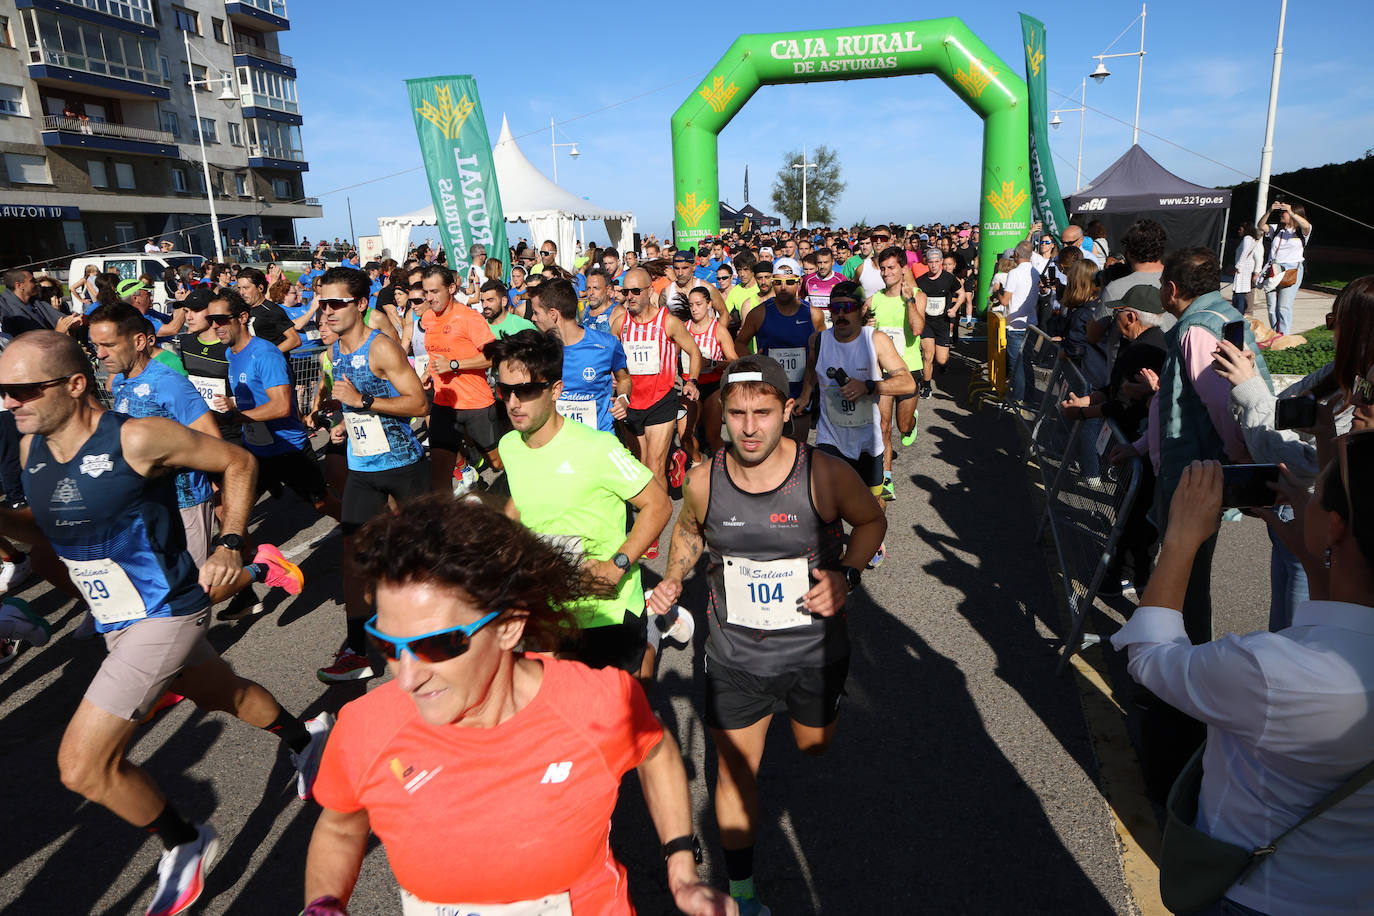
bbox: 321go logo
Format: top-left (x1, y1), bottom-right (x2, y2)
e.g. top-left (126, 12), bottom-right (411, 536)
top-left (769, 512), bottom-right (799, 525)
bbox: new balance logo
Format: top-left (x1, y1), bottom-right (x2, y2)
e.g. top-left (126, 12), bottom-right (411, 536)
top-left (556, 461), bottom-right (575, 475)
top-left (540, 761), bottom-right (573, 784)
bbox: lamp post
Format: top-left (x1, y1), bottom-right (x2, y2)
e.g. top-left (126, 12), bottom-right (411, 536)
top-left (1255, 0), bottom-right (1289, 225)
top-left (1089, 2), bottom-right (1147, 145)
top-left (184, 29), bottom-right (238, 261)
top-left (549, 116), bottom-right (579, 183)
top-left (1050, 78), bottom-right (1087, 192)
top-left (792, 143), bottom-right (817, 230)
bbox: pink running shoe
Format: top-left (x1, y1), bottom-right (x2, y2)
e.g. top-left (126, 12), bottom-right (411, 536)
top-left (254, 544), bottom-right (304, 596)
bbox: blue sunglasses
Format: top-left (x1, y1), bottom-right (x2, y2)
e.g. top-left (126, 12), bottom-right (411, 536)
top-left (364, 610), bottom-right (501, 663)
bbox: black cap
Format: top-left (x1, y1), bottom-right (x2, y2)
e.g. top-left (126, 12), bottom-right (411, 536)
top-left (1107, 283), bottom-right (1166, 315)
top-left (721, 355), bottom-right (791, 400)
top-left (182, 287), bottom-right (214, 311)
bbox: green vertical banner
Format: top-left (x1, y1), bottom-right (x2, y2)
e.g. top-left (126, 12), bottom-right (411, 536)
top-left (1019, 14), bottom-right (1069, 240)
top-left (406, 75), bottom-right (507, 279)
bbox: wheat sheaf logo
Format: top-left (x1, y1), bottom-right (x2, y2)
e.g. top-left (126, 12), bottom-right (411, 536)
top-left (954, 58), bottom-right (997, 98)
top-left (1025, 36), bottom-right (1045, 78)
top-left (676, 193), bottom-right (710, 227)
top-left (986, 181), bottom-right (1028, 221)
top-left (699, 76), bottom-right (738, 114)
top-left (415, 85), bottom-right (474, 141)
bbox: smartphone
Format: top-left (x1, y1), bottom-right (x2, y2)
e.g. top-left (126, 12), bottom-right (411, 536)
top-left (1222, 320), bottom-right (1245, 349)
top-left (1275, 396), bottom-right (1318, 430)
top-left (1221, 464), bottom-right (1281, 509)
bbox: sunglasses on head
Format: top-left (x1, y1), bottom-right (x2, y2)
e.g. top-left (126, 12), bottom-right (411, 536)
top-left (317, 298), bottom-right (359, 311)
top-left (497, 379), bottom-right (554, 401)
top-left (0, 376), bottom-right (71, 403)
top-left (207, 313), bottom-right (236, 326)
top-left (364, 610), bottom-right (501, 664)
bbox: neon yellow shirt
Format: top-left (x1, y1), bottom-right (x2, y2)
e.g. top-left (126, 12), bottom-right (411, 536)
top-left (870, 290), bottom-right (923, 371)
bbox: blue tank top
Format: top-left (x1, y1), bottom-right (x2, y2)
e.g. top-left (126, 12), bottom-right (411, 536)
top-left (558, 329), bottom-right (627, 432)
top-left (755, 298), bottom-right (815, 396)
top-left (332, 330), bottom-right (424, 472)
top-left (111, 359), bottom-right (214, 510)
top-left (26, 412), bottom-right (208, 633)
top-left (582, 303), bottom-right (614, 335)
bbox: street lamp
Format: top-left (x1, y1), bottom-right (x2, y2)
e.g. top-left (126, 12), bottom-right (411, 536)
top-left (184, 30), bottom-right (238, 261)
top-left (792, 143), bottom-right (817, 230)
top-left (550, 116), bottom-right (579, 183)
top-left (1089, 2), bottom-right (1147, 145)
top-left (1051, 78), bottom-right (1087, 192)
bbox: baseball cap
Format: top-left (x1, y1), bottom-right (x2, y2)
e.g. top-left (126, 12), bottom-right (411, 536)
top-left (1107, 283), bottom-right (1165, 315)
top-left (116, 278), bottom-right (148, 298)
top-left (181, 287), bottom-right (214, 311)
top-left (672, 250), bottom-right (693, 264)
top-left (753, 260), bottom-right (774, 274)
top-left (771, 257), bottom-right (802, 277)
top-left (919, 233), bottom-right (929, 241)
top-left (924, 247), bottom-right (942, 261)
top-left (759, 246), bottom-right (775, 258)
top-left (722, 356), bottom-right (791, 400)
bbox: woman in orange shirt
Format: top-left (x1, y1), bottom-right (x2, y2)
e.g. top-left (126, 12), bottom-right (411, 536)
top-left (304, 496), bottom-right (734, 916)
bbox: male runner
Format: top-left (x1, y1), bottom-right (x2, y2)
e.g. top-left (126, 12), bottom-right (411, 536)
top-left (734, 258), bottom-right (825, 441)
top-left (235, 268), bottom-right (300, 354)
top-left (418, 264), bottom-right (502, 491)
top-left (803, 246), bottom-right (845, 314)
top-left (663, 250), bottom-right (723, 319)
top-left (528, 277), bottom-right (631, 433)
top-left (867, 246), bottom-right (926, 499)
top-left (915, 247), bottom-right (961, 398)
top-left (0, 331), bottom-right (328, 916)
top-left (798, 281), bottom-right (915, 568)
top-left (580, 268), bottom-right (624, 335)
top-left (479, 280), bottom-right (536, 338)
top-left (490, 328), bottom-right (671, 677)
top-left (649, 356), bottom-right (887, 916)
top-left (312, 267), bottom-right (430, 684)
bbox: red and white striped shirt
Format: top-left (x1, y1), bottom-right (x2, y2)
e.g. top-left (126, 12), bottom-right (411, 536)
top-left (621, 306), bottom-right (679, 409)
top-left (684, 317), bottom-right (724, 383)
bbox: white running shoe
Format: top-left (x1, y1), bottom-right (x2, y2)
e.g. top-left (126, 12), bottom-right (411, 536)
top-left (146, 823), bottom-right (219, 916)
top-left (289, 712), bottom-right (335, 801)
top-left (0, 597), bottom-right (51, 646)
top-left (0, 554), bottom-right (32, 594)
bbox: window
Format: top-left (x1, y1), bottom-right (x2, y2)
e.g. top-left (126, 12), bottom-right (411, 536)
top-left (235, 175), bottom-right (247, 196)
top-left (171, 168), bottom-right (187, 192)
top-left (28, 12), bottom-right (162, 86)
top-left (160, 109), bottom-right (180, 138)
top-left (197, 117), bottom-right (216, 143)
top-left (173, 8), bottom-right (198, 33)
top-left (160, 56), bottom-right (171, 83)
top-left (191, 64), bottom-right (208, 91)
top-left (212, 18), bottom-right (225, 42)
top-left (237, 66), bottom-right (299, 113)
top-left (271, 178), bottom-right (292, 198)
top-left (107, 257), bottom-right (136, 277)
top-left (88, 159), bottom-right (108, 188)
top-left (0, 16), bottom-right (11, 48)
top-left (228, 122), bottom-right (242, 145)
top-left (114, 222), bottom-right (136, 246)
top-left (115, 162), bottom-right (136, 190)
top-left (63, 220), bottom-right (87, 254)
top-left (5, 152), bottom-right (50, 184)
top-left (0, 84), bottom-right (25, 116)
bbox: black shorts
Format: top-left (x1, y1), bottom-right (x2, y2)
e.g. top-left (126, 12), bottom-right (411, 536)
top-left (921, 315), bottom-right (952, 347)
top-left (624, 388), bottom-right (678, 436)
top-left (341, 460), bottom-right (430, 535)
top-left (562, 609), bottom-right (647, 673)
top-left (257, 446), bottom-right (328, 506)
top-left (816, 443), bottom-right (883, 488)
top-left (705, 655), bottom-right (850, 730)
top-left (430, 402), bottom-right (502, 453)
top-left (694, 379), bottom-right (721, 401)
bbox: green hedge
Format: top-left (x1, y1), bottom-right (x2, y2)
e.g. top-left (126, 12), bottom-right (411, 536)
top-left (1264, 339), bottom-right (1335, 376)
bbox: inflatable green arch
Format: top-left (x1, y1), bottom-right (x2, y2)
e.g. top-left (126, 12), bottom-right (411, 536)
top-left (671, 19), bottom-right (1030, 311)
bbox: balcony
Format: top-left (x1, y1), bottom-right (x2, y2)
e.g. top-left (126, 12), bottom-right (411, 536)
top-left (247, 142), bottom-right (307, 172)
top-left (41, 114), bottom-right (178, 155)
top-left (24, 13), bottom-right (168, 100)
top-left (15, 0), bottom-right (158, 37)
top-left (232, 39), bottom-right (293, 69)
top-left (225, 0), bottom-right (288, 32)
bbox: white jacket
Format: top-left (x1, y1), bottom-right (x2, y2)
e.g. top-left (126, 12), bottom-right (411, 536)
top-left (1233, 235), bottom-right (1264, 293)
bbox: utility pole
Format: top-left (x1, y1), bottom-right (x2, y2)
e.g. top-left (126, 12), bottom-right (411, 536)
top-left (1255, 0), bottom-right (1288, 224)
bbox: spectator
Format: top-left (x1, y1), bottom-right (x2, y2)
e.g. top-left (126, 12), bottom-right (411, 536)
top-left (0, 269), bottom-right (80, 337)
top-left (1231, 222), bottom-right (1265, 317)
top-left (998, 240), bottom-right (1041, 405)
top-left (1060, 259), bottom-right (1110, 483)
top-left (1087, 220), bottom-right (1110, 262)
top-left (1260, 200), bottom-right (1312, 335)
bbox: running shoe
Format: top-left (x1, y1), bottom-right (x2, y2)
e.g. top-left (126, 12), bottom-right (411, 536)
top-left (0, 638), bottom-right (16, 668)
top-left (668, 446), bottom-right (688, 489)
top-left (0, 553), bottom-right (32, 594)
top-left (146, 823), bottom-right (219, 916)
top-left (919, 380), bottom-right (933, 399)
top-left (868, 544), bottom-right (887, 570)
top-left (644, 539), bottom-right (659, 561)
top-left (254, 544), bottom-right (304, 596)
top-left (0, 597), bottom-right (51, 647)
top-left (317, 649), bottom-right (374, 684)
top-left (732, 898), bottom-right (771, 916)
top-left (289, 712), bottom-right (335, 801)
top-left (217, 591), bottom-right (265, 621)
top-left (901, 413), bottom-right (919, 447)
top-left (140, 692), bottom-right (185, 725)
top-left (880, 477), bottom-right (895, 502)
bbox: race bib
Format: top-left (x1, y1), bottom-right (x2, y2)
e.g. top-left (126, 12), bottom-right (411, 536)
top-left (768, 347), bottom-right (805, 384)
top-left (413, 353), bottom-right (430, 377)
top-left (722, 555), bottom-right (813, 630)
top-left (879, 326), bottom-right (905, 350)
top-left (925, 296), bottom-right (947, 317)
top-left (60, 557), bottom-right (145, 624)
top-left (400, 890), bottom-right (572, 916)
top-left (188, 374), bottom-right (226, 410)
top-left (305, 327), bottom-right (322, 341)
top-left (624, 338), bottom-right (660, 375)
top-left (345, 412), bottom-right (390, 457)
top-left (542, 533), bottom-right (585, 561)
top-left (242, 421), bottom-right (274, 448)
top-left (555, 397), bottom-right (598, 428)
top-left (823, 386), bottom-right (871, 428)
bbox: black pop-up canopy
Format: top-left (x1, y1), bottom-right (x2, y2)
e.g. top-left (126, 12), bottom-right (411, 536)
top-left (1067, 145), bottom-right (1231, 254)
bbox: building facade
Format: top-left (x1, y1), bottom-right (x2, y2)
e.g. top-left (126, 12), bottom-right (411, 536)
top-left (0, 0), bottom-right (321, 267)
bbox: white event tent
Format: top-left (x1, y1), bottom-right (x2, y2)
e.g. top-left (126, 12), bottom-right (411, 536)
top-left (378, 116), bottom-right (635, 271)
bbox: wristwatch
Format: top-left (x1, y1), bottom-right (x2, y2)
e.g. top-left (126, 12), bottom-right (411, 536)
top-left (864, 379), bottom-right (878, 396)
top-left (661, 834), bottom-right (702, 864)
top-left (359, 391), bottom-right (375, 411)
top-left (843, 567), bottom-right (863, 594)
top-left (611, 552), bottom-right (631, 571)
top-left (449, 358), bottom-right (461, 372)
top-left (212, 533), bottom-right (244, 552)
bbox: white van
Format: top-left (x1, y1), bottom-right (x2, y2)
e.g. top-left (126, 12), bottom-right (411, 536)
top-left (67, 251), bottom-right (207, 308)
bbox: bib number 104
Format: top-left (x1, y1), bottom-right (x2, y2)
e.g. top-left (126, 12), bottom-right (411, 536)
top-left (748, 581), bottom-right (785, 604)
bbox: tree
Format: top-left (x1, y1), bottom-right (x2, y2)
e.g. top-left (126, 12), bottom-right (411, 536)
top-left (771, 145), bottom-right (845, 227)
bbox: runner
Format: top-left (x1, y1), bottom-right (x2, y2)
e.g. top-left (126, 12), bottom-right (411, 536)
top-left (235, 268), bottom-right (301, 355)
top-left (679, 285), bottom-right (738, 466)
top-left (663, 250), bottom-right (714, 318)
top-left (528, 277), bottom-right (631, 433)
top-left (489, 328), bottom-right (672, 677)
top-left (418, 265), bottom-right (502, 492)
top-left (478, 279), bottom-right (536, 338)
top-left (0, 330), bottom-right (329, 916)
top-left (649, 356), bottom-right (887, 916)
top-left (803, 246), bottom-right (846, 316)
top-left (312, 267), bottom-right (430, 685)
top-left (580, 267), bottom-right (625, 335)
top-left (867, 246), bottom-right (926, 500)
top-left (797, 280), bottom-right (915, 568)
top-left (915, 247), bottom-right (961, 397)
top-left (734, 258), bottom-right (826, 442)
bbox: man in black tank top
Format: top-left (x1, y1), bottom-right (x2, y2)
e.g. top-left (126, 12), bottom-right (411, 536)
top-left (647, 355), bottom-right (886, 916)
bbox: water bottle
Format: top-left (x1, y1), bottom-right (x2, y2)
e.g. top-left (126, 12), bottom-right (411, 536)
top-left (826, 366), bottom-right (850, 386)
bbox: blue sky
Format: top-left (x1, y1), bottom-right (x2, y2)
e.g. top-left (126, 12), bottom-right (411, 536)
top-left (288, 2), bottom-right (1372, 248)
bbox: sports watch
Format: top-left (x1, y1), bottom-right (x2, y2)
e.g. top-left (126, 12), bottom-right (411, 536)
top-left (611, 552), bottom-right (631, 571)
top-left (843, 567), bottom-right (863, 594)
top-left (449, 359), bottom-right (461, 372)
top-left (359, 391), bottom-right (375, 411)
top-left (213, 533), bottom-right (244, 552)
top-left (661, 834), bottom-right (702, 864)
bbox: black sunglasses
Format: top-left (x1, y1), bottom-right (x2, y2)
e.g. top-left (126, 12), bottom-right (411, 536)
top-left (207, 313), bottom-right (236, 326)
top-left (497, 379), bottom-right (554, 401)
top-left (620, 286), bottom-right (646, 296)
top-left (828, 300), bottom-right (862, 313)
top-left (0, 376), bottom-right (71, 402)
top-left (317, 298), bottom-right (360, 311)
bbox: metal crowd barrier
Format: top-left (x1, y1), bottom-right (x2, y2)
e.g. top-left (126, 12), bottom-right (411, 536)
top-left (289, 349), bottom-right (325, 416)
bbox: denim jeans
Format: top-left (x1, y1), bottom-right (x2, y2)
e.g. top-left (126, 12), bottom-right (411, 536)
top-left (1265, 261), bottom-right (1303, 334)
top-left (1075, 416), bottom-right (1103, 480)
top-left (1192, 897), bottom-right (1270, 916)
top-left (1267, 504), bottom-right (1309, 632)
top-left (1004, 327), bottom-right (1035, 404)
top-left (1232, 289), bottom-right (1249, 315)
